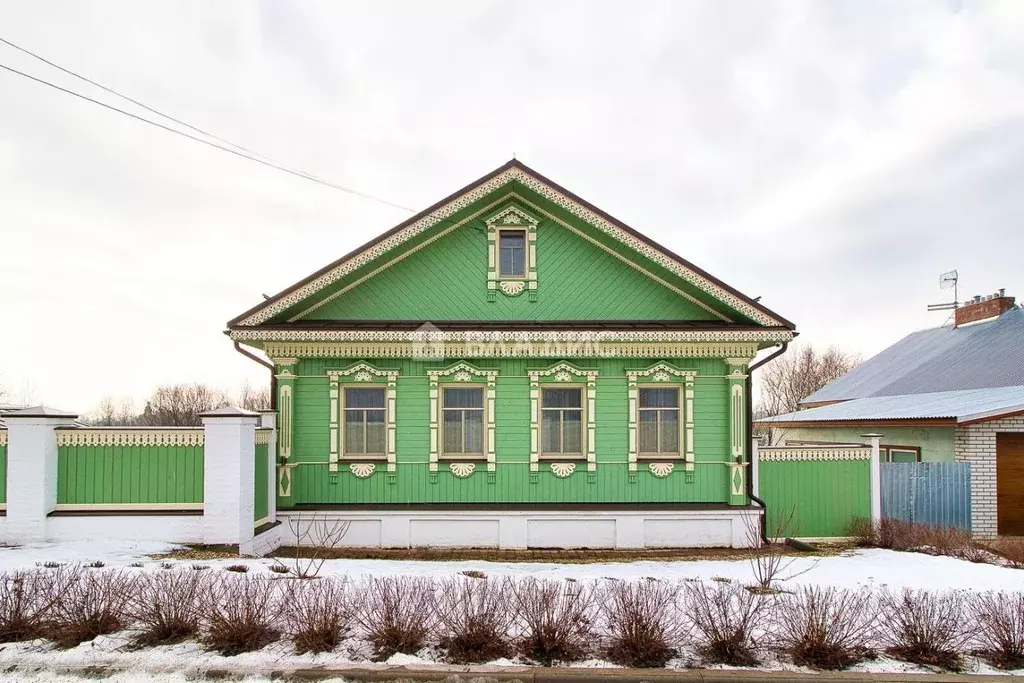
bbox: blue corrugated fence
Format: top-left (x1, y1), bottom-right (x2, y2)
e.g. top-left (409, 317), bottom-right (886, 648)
top-left (880, 462), bottom-right (971, 530)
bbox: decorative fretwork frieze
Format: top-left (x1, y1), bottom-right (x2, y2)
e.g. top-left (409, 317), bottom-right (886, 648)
top-left (528, 362), bottom-right (598, 473)
top-left (255, 429), bottom-right (272, 446)
top-left (427, 362), bottom-right (497, 473)
top-left (234, 167), bottom-right (785, 327)
top-left (55, 429), bottom-right (204, 448)
top-left (0, 429), bottom-right (6, 447)
top-left (234, 329), bottom-right (792, 344)
top-left (326, 362), bottom-right (399, 473)
top-left (758, 447), bottom-right (871, 462)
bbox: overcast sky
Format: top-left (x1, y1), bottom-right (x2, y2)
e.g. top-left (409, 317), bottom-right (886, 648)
top-left (1, 0), bottom-right (1022, 413)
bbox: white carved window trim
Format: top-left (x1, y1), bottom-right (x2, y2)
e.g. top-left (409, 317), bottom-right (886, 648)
top-left (427, 362), bottom-right (497, 472)
top-left (539, 383), bottom-right (588, 461)
top-left (626, 363), bottom-right (696, 472)
top-left (635, 384), bottom-right (683, 460)
top-left (326, 362), bottom-right (399, 473)
top-left (485, 204), bottom-right (538, 301)
top-left (438, 383), bottom-right (487, 461)
top-left (529, 362), bottom-right (597, 472)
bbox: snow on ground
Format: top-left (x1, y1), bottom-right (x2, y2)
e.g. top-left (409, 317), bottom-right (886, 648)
top-left (1, 541), bottom-right (1022, 591)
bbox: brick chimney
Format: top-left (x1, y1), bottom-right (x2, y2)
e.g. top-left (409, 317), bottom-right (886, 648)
top-left (955, 289), bottom-right (1016, 326)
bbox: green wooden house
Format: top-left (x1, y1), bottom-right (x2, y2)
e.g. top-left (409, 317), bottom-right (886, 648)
top-left (227, 160), bottom-right (795, 548)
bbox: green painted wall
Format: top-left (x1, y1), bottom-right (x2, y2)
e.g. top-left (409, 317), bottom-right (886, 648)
top-left (57, 444), bottom-right (204, 505)
top-left (254, 441), bottom-right (269, 523)
top-left (759, 459), bottom-right (870, 538)
top-left (0, 440), bottom-right (6, 506)
top-left (776, 426), bottom-right (955, 462)
top-left (288, 357), bottom-right (738, 505)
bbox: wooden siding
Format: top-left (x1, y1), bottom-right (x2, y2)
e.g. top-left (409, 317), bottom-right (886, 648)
top-left (57, 444), bottom-right (204, 505)
top-left (759, 458), bottom-right (870, 538)
top-left (254, 441), bottom-right (270, 523)
top-left (288, 357), bottom-right (736, 505)
top-left (301, 200), bottom-right (722, 322)
top-left (0, 440), bottom-right (6, 505)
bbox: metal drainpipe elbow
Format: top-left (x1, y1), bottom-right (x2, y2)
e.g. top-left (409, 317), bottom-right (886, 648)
top-left (233, 341), bottom-right (277, 411)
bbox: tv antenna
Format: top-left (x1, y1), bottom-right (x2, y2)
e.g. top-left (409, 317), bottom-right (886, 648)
top-left (927, 270), bottom-right (958, 312)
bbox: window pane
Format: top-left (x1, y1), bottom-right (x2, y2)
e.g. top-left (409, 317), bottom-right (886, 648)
top-left (660, 410), bottom-right (680, 453)
top-left (465, 410), bottom-right (483, 453)
top-left (890, 449), bottom-right (917, 463)
top-left (562, 410), bottom-right (582, 453)
top-left (344, 411), bottom-right (365, 454)
top-left (365, 421), bottom-right (386, 454)
top-left (542, 387), bottom-right (582, 408)
top-left (499, 231), bottom-right (525, 277)
top-left (541, 411), bottom-right (561, 453)
top-left (443, 410), bottom-right (463, 453)
top-left (346, 387), bottom-right (385, 408)
top-left (638, 410), bottom-right (658, 452)
top-left (444, 387), bottom-right (483, 409)
top-left (639, 387), bottom-right (678, 408)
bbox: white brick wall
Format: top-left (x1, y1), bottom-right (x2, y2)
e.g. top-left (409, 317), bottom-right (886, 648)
top-left (954, 416), bottom-right (1024, 539)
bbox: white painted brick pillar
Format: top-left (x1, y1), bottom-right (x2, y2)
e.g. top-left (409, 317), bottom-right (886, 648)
top-left (863, 433), bottom-right (883, 523)
top-left (2, 407), bottom-right (78, 542)
top-left (201, 407), bottom-right (259, 549)
top-left (258, 410), bottom-right (277, 526)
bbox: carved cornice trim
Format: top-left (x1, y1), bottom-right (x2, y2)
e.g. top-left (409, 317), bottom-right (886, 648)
top-left (233, 167), bottom-right (786, 327)
top-left (759, 447), bottom-right (871, 461)
top-left (233, 329), bottom-right (793, 344)
top-left (255, 429), bottom-right (272, 445)
top-left (55, 429), bottom-right (204, 447)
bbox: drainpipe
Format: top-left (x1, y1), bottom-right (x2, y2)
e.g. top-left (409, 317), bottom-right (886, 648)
top-left (233, 342), bottom-right (277, 410)
top-left (746, 341), bottom-right (789, 544)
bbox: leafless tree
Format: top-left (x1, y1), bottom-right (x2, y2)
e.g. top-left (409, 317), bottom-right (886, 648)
top-left (237, 381), bottom-right (272, 412)
top-left (746, 507), bottom-right (817, 590)
top-left (285, 512), bottom-right (351, 579)
top-left (138, 384), bottom-right (229, 426)
top-left (86, 396), bottom-right (139, 426)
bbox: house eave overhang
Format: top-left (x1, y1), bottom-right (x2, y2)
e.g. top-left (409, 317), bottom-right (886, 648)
top-left (226, 160), bottom-right (795, 331)
top-left (753, 417), bottom-right (958, 429)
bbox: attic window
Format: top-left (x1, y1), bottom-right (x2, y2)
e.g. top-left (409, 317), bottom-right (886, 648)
top-left (499, 230), bottom-right (526, 278)
top-left (485, 204), bottom-right (539, 300)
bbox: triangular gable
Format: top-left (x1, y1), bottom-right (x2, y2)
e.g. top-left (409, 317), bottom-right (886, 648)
top-left (228, 160), bottom-right (793, 329)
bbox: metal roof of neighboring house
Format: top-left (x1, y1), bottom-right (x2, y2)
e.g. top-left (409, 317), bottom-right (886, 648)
top-left (802, 306), bottom-right (1024, 405)
top-left (762, 386), bottom-right (1024, 425)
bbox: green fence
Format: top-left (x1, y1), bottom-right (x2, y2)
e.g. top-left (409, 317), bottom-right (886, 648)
top-left (0, 431), bottom-right (7, 507)
top-left (55, 429), bottom-right (204, 509)
top-left (758, 446), bottom-right (871, 538)
top-left (254, 430), bottom-right (270, 525)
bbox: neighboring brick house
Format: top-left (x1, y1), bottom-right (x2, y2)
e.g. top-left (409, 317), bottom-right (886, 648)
top-left (757, 293), bottom-right (1024, 538)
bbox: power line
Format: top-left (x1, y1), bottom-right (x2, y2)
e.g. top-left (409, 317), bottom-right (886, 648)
top-left (0, 58), bottom-right (415, 212)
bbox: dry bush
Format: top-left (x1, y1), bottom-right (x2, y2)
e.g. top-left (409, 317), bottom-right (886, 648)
top-left (287, 513), bottom-right (351, 579)
top-left (48, 567), bottom-right (135, 648)
top-left (202, 575), bottom-right (281, 656)
top-left (772, 586), bottom-right (876, 670)
top-left (0, 570), bottom-right (64, 642)
top-left (747, 508), bottom-right (816, 591)
top-left (685, 580), bottom-right (766, 666)
top-left (847, 517), bottom-right (876, 547)
top-left (285, 577), bottom-right (352, 654)
top-left (357, 576), bottom-right (436, 661)
top-left (434, 576), bottom-right (513, 664)
top-left (512, 578), bottom-right (596, 665)
top-left (601, 579), bottom-right (685, 668)
top-left (877, 589), bottom-right (971, 670)
top-left (972, 592), bottom-right (1024, 669)
top-left (875, 519), bottom-right (922, 551)
top-left (915, 525), bottom-right (987, 562)
top-left (990, 538), bottom-right (1024, 569)
top-left (128, 570), bottom-right (210, 647)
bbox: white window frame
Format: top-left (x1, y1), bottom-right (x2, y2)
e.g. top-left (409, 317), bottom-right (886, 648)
top-left (529, 362), bottom-right (598, 472)
top-left (428, 362), bottom-right (497, 473)
top-left (485, 204), bottom-right (538, 300)
top-left (539, 384), bottom-right (587, 460)
top-left (439, 383), bottom-right (487, 460)
top-left (327, 362), bottom-right (399, 473)
top-left (626, 363), bottom-right (696, 472)
top-left (635, 384), bottom-right (683, 460)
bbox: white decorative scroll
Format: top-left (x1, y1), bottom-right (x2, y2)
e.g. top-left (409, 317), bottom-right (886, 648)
top-left (450, 462), bottom-right (476, 478)
top-left (648, 462), bottom-right (674, 478)
top-left (550, 462), bottom-right (576, 478)
top-left (349, 463), bottom-right (376, 478)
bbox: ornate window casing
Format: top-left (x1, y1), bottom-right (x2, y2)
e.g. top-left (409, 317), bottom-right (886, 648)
top-left (529, 362), bottom-right (597, 472)
top-left (485, 204), bottom-right (538, 301)
top-left (626, 363), bottom-right (696, 472)
top-left (427, 362), bottom-right (497, 473)
top-left (326, 362), bottom-right (399, 473)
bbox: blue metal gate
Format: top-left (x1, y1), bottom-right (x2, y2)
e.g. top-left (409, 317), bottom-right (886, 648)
top-left (880, 462), bottom-right (972, 530)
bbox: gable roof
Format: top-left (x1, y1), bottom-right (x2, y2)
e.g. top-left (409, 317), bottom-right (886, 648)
top-left (802, 305), bottom-right (1024, 406)
top-left (762, 386), bottom-right (1024, 426)
top-left (228, 160), bottom-right (794, 330)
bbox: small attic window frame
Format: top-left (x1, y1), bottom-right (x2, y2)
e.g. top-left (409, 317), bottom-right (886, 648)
top-left (485, 204), bottom-right (539, 301)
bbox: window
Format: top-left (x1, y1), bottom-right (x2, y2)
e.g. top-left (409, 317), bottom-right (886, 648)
top-left (499, 230), bottom-right (526, 278)
top-left (541, 387), bottom-right (584, 457)
top-left (638, 387), bottom-right (680, 456)
top-left (442, 387), bottom-right (484, 456)
top-left (885, 446), bottom-right (920, 463)
top-left (343, 387), bottom-right (386, 456)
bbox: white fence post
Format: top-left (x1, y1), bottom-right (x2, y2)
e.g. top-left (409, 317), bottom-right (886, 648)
top-left (202, 407), bottom-right (259, 551)
top-left (2, 407), bottom-right (78, 542)
top-left (863, 433), bottom-right (883, 523)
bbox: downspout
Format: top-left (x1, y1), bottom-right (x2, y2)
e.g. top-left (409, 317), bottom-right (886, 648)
top-left (746, 341), bottom-right (789, 544)
top-left (233, 342), bottom-right (277, 410)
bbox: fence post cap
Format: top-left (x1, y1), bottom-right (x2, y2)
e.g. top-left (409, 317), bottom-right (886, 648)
top-left (1, 405), bottom-right (78, 420)
top-left (199, 406), bottom-right (260, 418)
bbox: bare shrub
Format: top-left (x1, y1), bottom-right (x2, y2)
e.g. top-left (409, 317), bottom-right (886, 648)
top-left (0, 570), bottom-right (63, 642)
top-left (772, 586), bottom-right (876, 669)
top-left (285, 577), bottom-right (352, 654)
top-left (129, 570), bottom-right (210, 646)
top-left (287, 513), bottom-right (351, 579)
top-left (972, 592), bottom-right (1024, 670)
top-left (877, 589), bottom-right (971, 670)
top-left (990, 538), bottom-right (1024, 569)
top-left (268, 562), bottom-right (290, 575)
top-left (875, 519), bottom-right (922, 551)
top-left (601, 579), bottom-right (684, 668)
top-left (49, 567), bottom-right (135, 648)
top-left (847, 517), bottom-right (876, 546)
top-left (512, 578), bottom-right (596, 665)
top-left (357, 576), bottom-right (436, 661)
top-left (202, 575), bottom-right (281, 656)
top-left (747, 508), bottom-right (815, 591)
top-left (433, 577), bottom-right (513, 664)
top-left (685, 580), bottom-right (766, 666)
